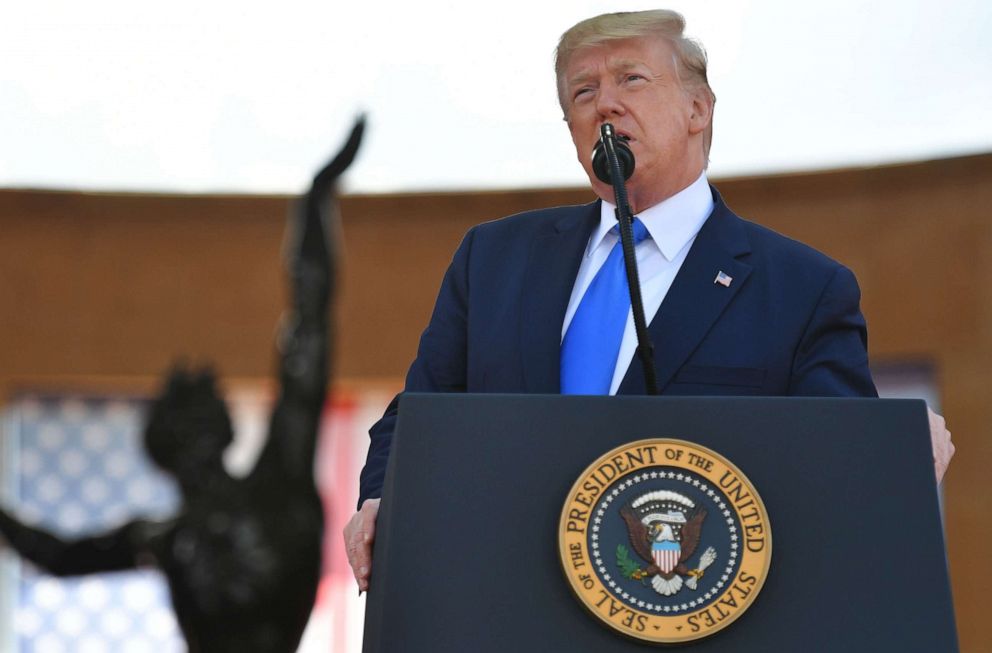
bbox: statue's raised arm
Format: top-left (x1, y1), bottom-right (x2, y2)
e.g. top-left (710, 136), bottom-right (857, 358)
top-left (254, 118), bottom-right (365, 486)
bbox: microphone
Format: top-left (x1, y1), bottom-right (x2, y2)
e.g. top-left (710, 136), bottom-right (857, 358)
top-left (591, 122), bottom-right (659, 395)
top-left (591, 126), bottom-right (635, 183)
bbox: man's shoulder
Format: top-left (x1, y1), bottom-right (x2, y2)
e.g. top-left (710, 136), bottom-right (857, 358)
top-left (720, 203), bottom-right (848, 275)
top-left (469, 201), bottom-right (597, 239)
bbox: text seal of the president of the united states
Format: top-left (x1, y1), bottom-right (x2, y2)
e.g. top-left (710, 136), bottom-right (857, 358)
top-left (559, 439), bottom-right (771, 644)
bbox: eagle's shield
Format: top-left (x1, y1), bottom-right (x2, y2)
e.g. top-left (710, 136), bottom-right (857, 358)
top-left (652, 540), bottom-right (680, 574)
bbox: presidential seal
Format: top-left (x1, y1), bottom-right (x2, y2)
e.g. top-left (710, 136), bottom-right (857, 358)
top-left (558, 439), bottom-right (771, 644)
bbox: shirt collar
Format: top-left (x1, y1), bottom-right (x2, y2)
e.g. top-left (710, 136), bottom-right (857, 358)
top-left (589, 172), bottom-right (714, 262)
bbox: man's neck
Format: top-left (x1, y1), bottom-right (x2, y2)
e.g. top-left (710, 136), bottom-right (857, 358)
top-left (596, 165), bottom-right (705, 215)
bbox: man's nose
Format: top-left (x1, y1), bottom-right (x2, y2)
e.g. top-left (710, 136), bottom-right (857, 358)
top-left (595, 83), bottom-right (626, 117)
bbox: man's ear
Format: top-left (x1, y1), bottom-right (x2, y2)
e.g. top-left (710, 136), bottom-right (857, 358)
top-left (687, 86), bottom-right (714, 136)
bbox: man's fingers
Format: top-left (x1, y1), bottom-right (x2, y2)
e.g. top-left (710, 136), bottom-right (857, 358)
top-left (346, 533), bottom-right (371, 573)
top-left (927, 407), bottom-right (954, 484)
top-left (345, 526), bottom-right (372, 591)
top-left (343, 499), bottom-right (381, 591)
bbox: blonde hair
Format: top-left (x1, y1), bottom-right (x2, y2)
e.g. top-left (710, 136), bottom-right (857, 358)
top-left (554, 10), bottom-right (716, 158)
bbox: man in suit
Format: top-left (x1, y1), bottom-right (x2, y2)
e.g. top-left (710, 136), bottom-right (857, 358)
top-left (344, 10), bottom-right (954, 592)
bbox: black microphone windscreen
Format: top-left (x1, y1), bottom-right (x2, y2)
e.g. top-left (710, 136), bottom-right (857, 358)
top-left (591, 137), bottom-right (635, 184)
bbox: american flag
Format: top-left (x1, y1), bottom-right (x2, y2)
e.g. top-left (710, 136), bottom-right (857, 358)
top-left (714, 271), bottom-right (733, 287)
top-left (2, 395), bottom-right (184, 653)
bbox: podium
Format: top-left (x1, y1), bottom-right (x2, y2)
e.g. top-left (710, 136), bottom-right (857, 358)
top-left (363, 394), bottom-right (956, 652)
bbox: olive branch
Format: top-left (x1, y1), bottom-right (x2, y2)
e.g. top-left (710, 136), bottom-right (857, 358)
top-left (616, 544), bottom-right (648, 582)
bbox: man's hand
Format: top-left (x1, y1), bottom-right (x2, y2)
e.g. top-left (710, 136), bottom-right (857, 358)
top-left (928, 407), bottom-right (955, 484)
top-left (344, 498), bottom-right (380, 592)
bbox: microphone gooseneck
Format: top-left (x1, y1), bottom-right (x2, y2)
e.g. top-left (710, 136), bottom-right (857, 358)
top-left (595, 123), bottom-right (660, 395)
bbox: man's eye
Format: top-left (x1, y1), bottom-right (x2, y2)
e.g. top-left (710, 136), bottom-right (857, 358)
top-left (625, 74), bottom-right (645, 83)
top-left (573, 88), bottom-right (593, 102)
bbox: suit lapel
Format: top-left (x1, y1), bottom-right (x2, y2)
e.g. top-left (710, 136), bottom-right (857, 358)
top-left (619, 193), bottom-right (753, 394)
top-left (519, 202), bottom-right (599, 393)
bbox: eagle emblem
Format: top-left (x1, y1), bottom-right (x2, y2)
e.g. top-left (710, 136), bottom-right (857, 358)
top-left (618, 490), bottom-right (718, 596)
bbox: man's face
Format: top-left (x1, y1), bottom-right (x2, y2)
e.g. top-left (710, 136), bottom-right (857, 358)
top-left (562, 36), bottom-right (710, 213)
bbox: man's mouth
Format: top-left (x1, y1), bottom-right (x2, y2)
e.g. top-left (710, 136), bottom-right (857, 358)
top-left (596, 126), bottom-right (633, 144)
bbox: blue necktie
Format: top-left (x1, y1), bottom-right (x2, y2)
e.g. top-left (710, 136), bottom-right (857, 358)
top-left (561, 218), bottom-right (649, 394)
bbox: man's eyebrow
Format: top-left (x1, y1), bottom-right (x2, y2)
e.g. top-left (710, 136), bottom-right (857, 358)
top-left (566, 70), bottom-right (596, 88)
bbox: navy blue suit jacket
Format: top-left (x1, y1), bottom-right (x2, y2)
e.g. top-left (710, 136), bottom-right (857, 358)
top-left (359, 188), bottom-right (877, 504)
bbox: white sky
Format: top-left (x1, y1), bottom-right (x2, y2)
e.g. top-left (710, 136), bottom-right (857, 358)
top-left (1, 0), bottom-right (990, 194)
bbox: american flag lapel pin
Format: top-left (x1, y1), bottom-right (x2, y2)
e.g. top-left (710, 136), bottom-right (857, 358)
top-left (714, 270), bottom-right (733, 287)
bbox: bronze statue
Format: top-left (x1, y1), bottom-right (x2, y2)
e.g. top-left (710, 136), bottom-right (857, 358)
top-left (0, 119), bottom-right (364, 652)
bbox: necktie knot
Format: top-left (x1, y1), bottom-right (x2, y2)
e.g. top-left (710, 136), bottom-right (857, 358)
top-left (610, 217), bottom-right (649, 245)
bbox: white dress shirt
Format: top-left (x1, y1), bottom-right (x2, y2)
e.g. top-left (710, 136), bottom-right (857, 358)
top-left (561, 172), bottom-right (714, 395)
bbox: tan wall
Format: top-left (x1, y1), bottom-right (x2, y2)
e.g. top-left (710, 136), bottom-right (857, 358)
top-left (2, 152), bottom-right (990, 649)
